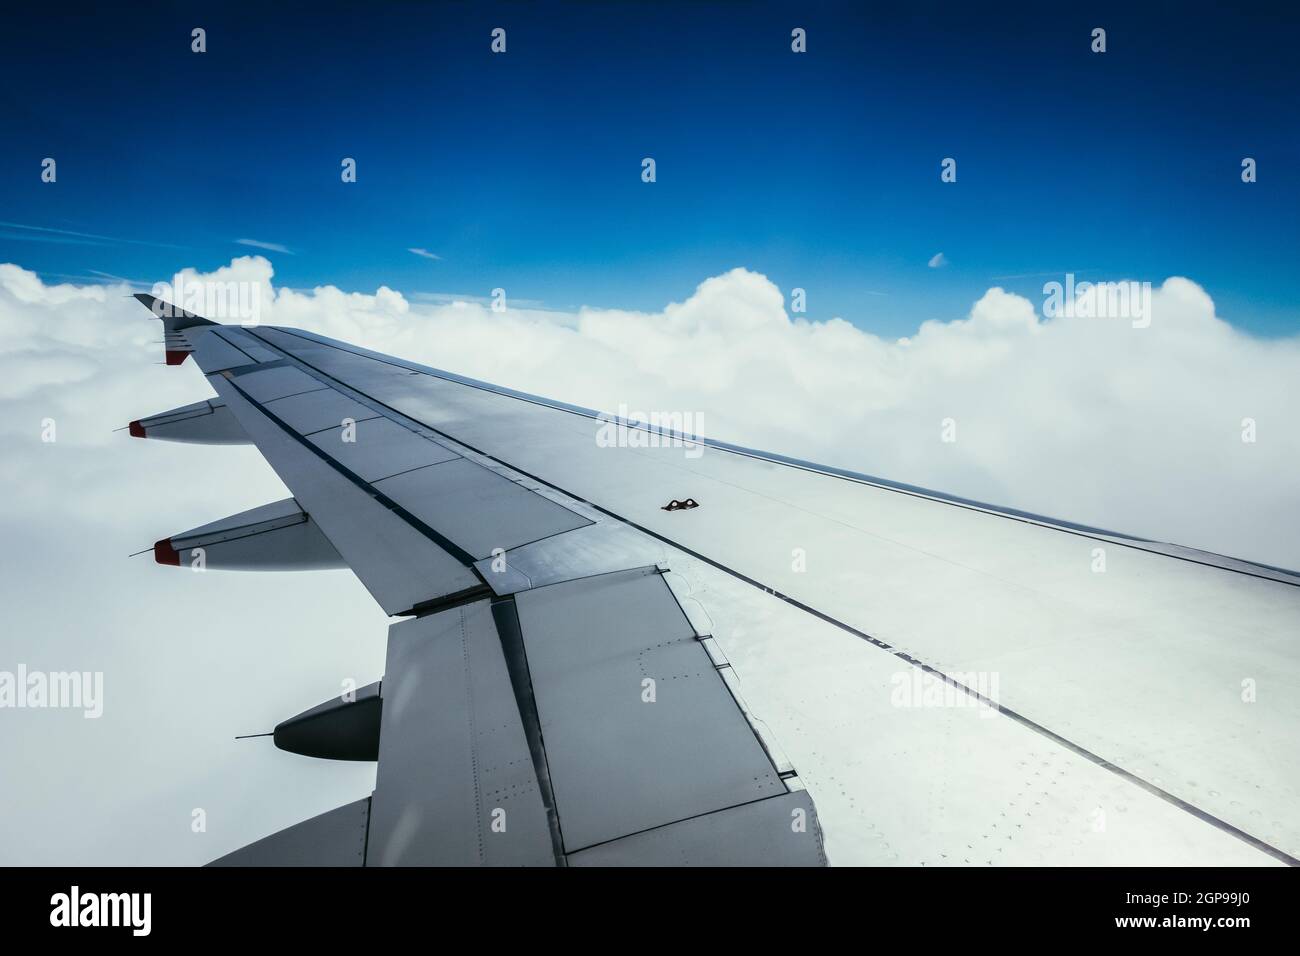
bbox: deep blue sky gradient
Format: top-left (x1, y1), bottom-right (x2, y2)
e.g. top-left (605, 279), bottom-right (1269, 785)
top-left (2, 1), bottom-right (1298, 336)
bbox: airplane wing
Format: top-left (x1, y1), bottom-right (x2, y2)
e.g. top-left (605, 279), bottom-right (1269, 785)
top-left (130, 295), bottom-right (1300, 866)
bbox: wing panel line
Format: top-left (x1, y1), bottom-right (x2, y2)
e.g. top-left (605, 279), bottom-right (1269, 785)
top-left (218, 371), bottom-right (481, 570)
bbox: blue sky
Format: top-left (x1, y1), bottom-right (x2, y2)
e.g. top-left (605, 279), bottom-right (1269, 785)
top-left (1, 1), bottom-right (1297, 336)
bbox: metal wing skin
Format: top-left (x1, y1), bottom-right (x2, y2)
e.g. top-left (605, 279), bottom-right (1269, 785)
top-left (131, 296), bottom-right (1300, 867)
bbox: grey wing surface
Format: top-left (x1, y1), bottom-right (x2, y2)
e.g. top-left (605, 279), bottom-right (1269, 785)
top-left (135, 298), bottom-right (823, 866)
top-left (132, 297), bottom-right (1300, 866)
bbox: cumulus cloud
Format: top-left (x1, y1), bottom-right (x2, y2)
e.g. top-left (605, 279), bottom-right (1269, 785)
top-left (5, 255), bottom-right (1297, 566)
top-left (1, 256), bottom-right (1298, 862)
top-left (204, 259), bottom-right (1296, 572)
top-left (928, 252), bottom-right (947, 268)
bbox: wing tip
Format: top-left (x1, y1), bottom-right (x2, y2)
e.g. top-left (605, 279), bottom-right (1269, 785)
top-left (153, 538), bottom-right (180, 566)
top-left (133, 292), bottom-right (219, 329)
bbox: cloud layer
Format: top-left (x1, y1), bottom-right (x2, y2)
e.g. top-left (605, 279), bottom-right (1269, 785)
top-left (129, 255), bottom-right (1295, 570)
top-left (1, 257), bottom-right (1297, 862)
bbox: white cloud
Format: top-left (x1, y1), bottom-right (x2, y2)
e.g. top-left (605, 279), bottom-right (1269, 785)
top-left (928, 252), bottom-right (947, 268)
top-left (235, 238), bottom-right (292, 254)
top-left (2, 256), bottom-right (1298, 862)
top-left (407, 247), bottom-right (442, 260)
top-left (5, 256), bottom-right (1296, 567)
top-left (250, 262), bottom-right (1300, 575)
